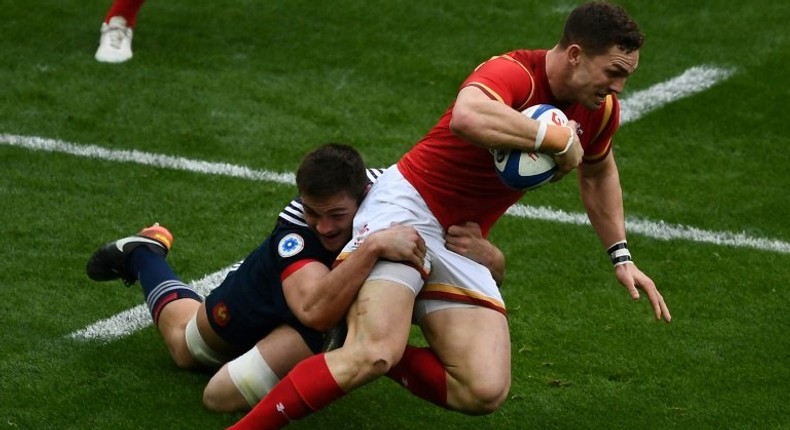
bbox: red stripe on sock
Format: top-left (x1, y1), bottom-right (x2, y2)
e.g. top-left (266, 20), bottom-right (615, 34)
top-left (151, 292), bottom-right (178, 325)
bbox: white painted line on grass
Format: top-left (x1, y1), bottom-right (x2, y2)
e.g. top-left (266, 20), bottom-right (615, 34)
top-left (619, 65), bottom-right (735, 124)
top-left (506, 205), bottom-right (790, 254)
top-left (0, 134), bottom-right (295, 185)
top-left (70, 304), bottom-right (151, 342)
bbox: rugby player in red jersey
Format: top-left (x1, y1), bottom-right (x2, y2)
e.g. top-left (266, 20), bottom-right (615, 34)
top-left (231, 2), bottom-right (671, 429)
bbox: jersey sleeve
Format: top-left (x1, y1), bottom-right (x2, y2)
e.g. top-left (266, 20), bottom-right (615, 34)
top-left (269, 224), bottom-right (329, 281)
top-left (366, 167), bottom-right (385, 183)
top-left (461, 55), bottom-right (536, 109)
top-left (581, 94), bottom-right (620, 163)
top-left (278, 195), bottom-right (307, 227)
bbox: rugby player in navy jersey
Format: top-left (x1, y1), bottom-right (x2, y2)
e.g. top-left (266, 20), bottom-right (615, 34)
top-left (85, 143), bottom-right (425, 411)
top-left (86, 143), bottom-right (504, 413)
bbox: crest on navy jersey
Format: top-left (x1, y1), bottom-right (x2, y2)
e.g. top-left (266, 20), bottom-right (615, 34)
top-left (278, 233), bottom-right (305, 257)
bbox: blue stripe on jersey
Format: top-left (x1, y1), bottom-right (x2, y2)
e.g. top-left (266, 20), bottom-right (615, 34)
top-left (278, 167), bottom-right (384, 225)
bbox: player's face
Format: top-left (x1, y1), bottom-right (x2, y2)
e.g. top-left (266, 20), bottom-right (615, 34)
top-left (572, 45), bottom-right (639, 109)
top-left (301, 192), bottom-right (358, 252)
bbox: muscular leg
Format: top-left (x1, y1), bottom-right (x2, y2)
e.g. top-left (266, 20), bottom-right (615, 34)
top-left (203, 325), bottom-right (313, 412)
top-left (127, 248), bottom-right (209, 369)
top-left (419, 306), bottom-right (511, 414)
top-left (151, 299), bottom-right (240, 370)
top-left (325, 279), bottom-right (415, 389)
top-left (156, 299), bottom-right (202, 368)
top-left (228, 279), bottom-right (417, 429)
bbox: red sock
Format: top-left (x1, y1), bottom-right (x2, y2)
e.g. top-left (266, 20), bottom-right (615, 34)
top-left (228, 353), bottom-right (345, 430)
top-left (104, 0), bottom-right (146, 27)
top-left (386, 346), bottom-right (448, 408)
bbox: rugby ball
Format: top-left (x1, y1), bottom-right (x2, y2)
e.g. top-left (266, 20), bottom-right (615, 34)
top-left (492, 104), bottom-right (568, 191)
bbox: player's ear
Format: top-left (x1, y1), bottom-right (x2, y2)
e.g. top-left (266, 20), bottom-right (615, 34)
top-left (567, 44), bottom-right (582, 66)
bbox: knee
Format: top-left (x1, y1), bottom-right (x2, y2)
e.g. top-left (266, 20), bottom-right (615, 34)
top-left (202, 384), bottom-right (231, 413)
top-left (454, 376), bottom-right (510, 415)
top-left (202, 384), bottom-right (225, 412)
top-left (169, 344), bottom-right (199, 370)
top-left (202, 372), bottom-right (247, 413)
top-left (362, 346), bottom-right (403, 376)
top-left (160, 325), bottom-right (200, 369)
top-left (348, 341), bottom-right (404, 379)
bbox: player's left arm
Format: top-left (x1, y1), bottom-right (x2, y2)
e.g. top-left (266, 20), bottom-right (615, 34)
top-left (450, 86), bottom-right (584, 176)
top-left (445, 222), bottom-right (506, 286)
top-left (578, 152), bottom-right (672, 322)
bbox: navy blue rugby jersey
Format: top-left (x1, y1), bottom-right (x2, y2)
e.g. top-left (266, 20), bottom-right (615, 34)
top-left (204, 219), bottom-right (335, 349)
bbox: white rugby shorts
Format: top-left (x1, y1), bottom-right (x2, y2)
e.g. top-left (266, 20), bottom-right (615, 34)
top-left (338, 166), bottom-right (506, 319)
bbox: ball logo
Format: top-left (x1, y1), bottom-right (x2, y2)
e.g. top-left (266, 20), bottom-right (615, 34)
top-left (491, 104), bottom-right (565, 191)
top-left (550, 111), bottom-right (561, 124)
top-left (278, 233), bottom-right (305, 257)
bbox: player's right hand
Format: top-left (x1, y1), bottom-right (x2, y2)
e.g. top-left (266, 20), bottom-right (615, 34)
top-left (373, 224), bottom-right (426, 269)
top-left (551, 120), bottom-right (583, 181)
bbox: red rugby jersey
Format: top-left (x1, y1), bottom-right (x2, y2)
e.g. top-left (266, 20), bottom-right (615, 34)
top-left (398, 49), bottom-right (618, 237)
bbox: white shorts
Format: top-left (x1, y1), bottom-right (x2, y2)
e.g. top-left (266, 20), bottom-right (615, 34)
top-left (338, 166), bottom-right (506, 319)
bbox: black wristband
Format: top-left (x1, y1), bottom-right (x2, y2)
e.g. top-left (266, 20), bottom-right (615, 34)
top-left (607, 240), bottom-right (632, 266)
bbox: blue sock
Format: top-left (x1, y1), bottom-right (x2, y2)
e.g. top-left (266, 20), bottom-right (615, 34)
top-left (129, 248), bottom-right (202, 324)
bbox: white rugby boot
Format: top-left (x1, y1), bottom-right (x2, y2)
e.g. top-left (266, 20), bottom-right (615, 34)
top-left (95, 16), bottom-right (134, 63)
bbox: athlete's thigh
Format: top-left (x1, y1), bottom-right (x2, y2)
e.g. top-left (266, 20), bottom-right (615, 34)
top-left (327, 279), bottom-right (417, 390)
top-left (349, 279), bottom-right (416, 349)
top-left (203, 325), bottom-right (314, 412)
top-left (255, 325), bottom-right (314, 377)
top-left (420, 305), bottom-right (511, 385)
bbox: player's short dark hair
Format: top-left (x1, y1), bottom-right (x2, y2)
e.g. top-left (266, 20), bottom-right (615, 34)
top-left (296, 143), bottom-right (368, 203)
top-left (559, 1), bottom-right (644, 55)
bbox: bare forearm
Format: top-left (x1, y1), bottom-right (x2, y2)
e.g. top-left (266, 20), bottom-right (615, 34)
top-left (299, 226), bottom-right (424, 331)
top-left (450, 87), bottom-right (572, 154)
top-left (481, 246), bottom-right (506, 286)
top-left (451, 94), bottom-right (536, 150)
top-left (300, 239), bottom-right (384, 331)
top-left (579, 159), bottom-right (626, 249)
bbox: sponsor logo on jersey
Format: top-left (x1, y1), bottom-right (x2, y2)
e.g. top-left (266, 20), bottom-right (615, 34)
top-left (278, 233), bottom-right (305, 258)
